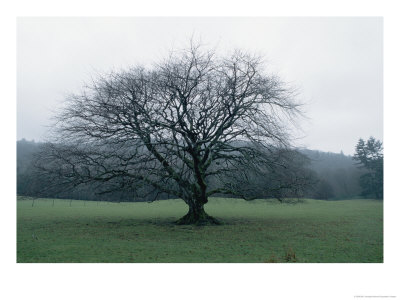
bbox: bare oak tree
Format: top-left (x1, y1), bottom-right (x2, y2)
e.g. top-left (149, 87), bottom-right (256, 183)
top-left (35, 43), bottom-right (305, 224)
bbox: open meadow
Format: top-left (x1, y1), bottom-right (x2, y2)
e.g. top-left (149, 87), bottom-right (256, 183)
top-left (17, 197), bottom-right (383, 263)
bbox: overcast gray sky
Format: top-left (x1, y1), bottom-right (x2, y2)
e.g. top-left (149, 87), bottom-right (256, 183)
top-left (17, 17), bottom-right (383, 155)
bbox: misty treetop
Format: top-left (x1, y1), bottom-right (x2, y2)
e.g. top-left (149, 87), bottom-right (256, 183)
top-left (33, 43), bottom-right (309, 224)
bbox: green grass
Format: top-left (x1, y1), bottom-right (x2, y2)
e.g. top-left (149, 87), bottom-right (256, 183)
top-left (17, 197), bottom-right (383, 263)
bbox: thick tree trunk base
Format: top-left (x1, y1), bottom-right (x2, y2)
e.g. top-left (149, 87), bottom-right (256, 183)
top-left (175, 211), bottom-right (221, 226)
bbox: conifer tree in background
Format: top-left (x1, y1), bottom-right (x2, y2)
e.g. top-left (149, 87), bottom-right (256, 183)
top-left (353, 137), bottom-right (383, 199)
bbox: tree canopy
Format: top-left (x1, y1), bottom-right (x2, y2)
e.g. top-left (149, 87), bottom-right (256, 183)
top-left (35, 43), bottom-right (311, 224)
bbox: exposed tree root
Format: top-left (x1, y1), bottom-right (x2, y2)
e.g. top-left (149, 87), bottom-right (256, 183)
top-left (175, 211), bottom-right (222, 226)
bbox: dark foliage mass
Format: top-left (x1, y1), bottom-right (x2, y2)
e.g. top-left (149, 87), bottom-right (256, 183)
top-left (353, 137), bottom-right (383, 199)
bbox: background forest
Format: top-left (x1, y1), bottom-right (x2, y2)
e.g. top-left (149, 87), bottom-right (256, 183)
top-left (17, 139), bottom-right (369, 202)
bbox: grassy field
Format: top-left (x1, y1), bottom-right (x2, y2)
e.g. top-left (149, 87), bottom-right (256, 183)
top-left (17, 197), bottom-right (383, 263)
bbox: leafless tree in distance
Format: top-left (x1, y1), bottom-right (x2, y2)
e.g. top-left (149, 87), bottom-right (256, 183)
top-left (35, 42), bottom-right (307, 224)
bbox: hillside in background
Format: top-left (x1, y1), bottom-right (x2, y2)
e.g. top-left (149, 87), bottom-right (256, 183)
top-left (17, 140), bottom-right (363, 201)
top-left (299, 149), bottom-right (363, 199)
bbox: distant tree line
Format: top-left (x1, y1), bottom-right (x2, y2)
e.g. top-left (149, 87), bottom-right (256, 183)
top-left (18, 139), bottom-right (382, 201)
top-left (17, 139), bottom-right (146, 202)
top-left (300, 149), bottom-right (364, 200)
top-left (17, 139), bottom-right (313, 202)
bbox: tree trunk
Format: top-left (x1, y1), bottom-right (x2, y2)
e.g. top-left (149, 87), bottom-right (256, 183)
top-left (176, 199), bottom-right (221, 225)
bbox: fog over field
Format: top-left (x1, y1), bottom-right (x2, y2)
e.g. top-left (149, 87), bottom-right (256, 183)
top-left (17, 17), bottom-right (383, 155)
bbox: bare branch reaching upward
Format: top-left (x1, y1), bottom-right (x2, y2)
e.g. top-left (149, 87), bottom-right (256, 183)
top-left (35, 42), bottom-right (310, 225)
